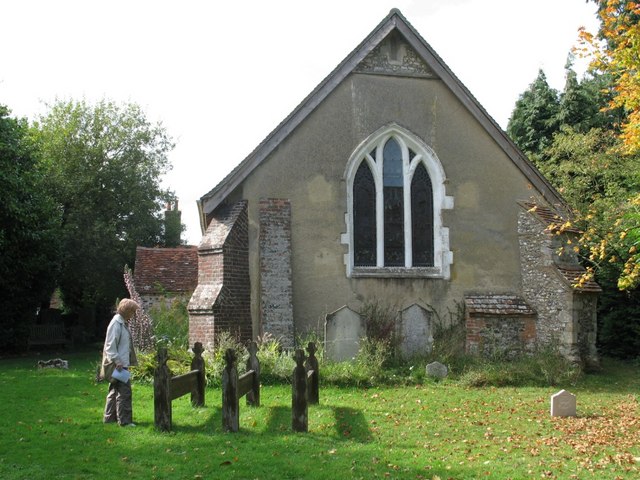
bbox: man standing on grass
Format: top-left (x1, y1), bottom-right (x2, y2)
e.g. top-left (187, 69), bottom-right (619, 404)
top-left (101, 298), bottom-right (139, 427)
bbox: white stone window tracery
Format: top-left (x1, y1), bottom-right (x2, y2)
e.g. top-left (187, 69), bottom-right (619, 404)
top-left (342, 124), bottom-right (454, 278)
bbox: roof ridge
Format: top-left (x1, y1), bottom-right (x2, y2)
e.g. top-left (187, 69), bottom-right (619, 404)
top-left (197, 9), bottom-right (567, 229)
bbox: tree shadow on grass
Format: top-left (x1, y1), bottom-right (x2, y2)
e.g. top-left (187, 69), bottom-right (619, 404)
top-left (263, 404), bottom-right (373, 443)
top-left (333, 406), bottom-right (373, 442)
top-left (160, 404), bottom-right (222, 434)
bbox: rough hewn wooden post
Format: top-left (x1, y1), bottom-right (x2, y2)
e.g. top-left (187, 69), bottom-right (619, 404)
top-left (305, 342), bottom-right (319, 405)
top-left (154, 347), bottom-right (172, 432)
top-left (222, 348), bottom-right (239, 432)
top-left (246, 341), bottom-right (260, 407)
top-left (191, 342), bottom-right (205, 407)
top-left (292, 349), bottom-right (308, 432)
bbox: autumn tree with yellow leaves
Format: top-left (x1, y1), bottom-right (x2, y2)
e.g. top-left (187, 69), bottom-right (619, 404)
top-left (576, 0), bottom-right (640, 291)
top-left (508, 1), bottom-right (640, 356)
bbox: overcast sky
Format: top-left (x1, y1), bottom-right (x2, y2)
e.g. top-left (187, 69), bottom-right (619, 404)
top-left (1, 0), bottom-right (600, 245)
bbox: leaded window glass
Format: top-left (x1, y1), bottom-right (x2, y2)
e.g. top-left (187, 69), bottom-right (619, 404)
top-left (353, 161), bottom-right (376, 266)
top-left (347, 126), bottom-right (450, 278)
top-left (383, 138), bottom-right (404, 266)
top-left (411, 163), bottom-right (434, 266)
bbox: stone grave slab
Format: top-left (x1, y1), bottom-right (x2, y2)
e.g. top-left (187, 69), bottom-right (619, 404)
top-left (426, 361), bottom-right (448, 379)
top-left (550, 389), bottom-right (576, 417)
top-left (324, 306), bottom-right (365, 362)
top-left (398, 304), bottom-right (433, 359)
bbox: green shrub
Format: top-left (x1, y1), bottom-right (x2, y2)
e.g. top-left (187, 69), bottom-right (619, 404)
top-left (203, 331), bottom-right (247, 387)
top-left (148, 297), bottom-right (190, 349)
top-left (361, 300), bottom-right (397, 340)
top-left (321, 338), bottom-right (395, 387)
top-left (458, 346), bottom-right (583, 388)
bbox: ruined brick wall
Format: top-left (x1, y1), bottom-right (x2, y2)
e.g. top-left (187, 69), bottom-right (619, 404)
top-left (188, 201), bottom-right (251, 347)
top-left (466, 314), bottom-right (537, 358)
top-left (464, 294), bottom-right (537, 358)
top-left (259, 199), bottom-right (294, 348)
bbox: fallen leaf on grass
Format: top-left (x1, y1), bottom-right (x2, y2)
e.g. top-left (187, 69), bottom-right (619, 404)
top-left (544, 395), bottom-right (640, 472)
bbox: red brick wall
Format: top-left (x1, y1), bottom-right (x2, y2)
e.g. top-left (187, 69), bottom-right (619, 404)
top-left (188, 201), bottom-right (251, 347)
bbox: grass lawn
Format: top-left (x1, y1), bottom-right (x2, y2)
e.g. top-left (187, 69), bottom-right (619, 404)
top-left (0, 348), bottom-right (638, 480)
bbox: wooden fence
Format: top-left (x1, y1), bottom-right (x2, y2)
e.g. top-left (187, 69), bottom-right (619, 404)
top-left (154, 342), bottom-right (205, 432)
top-left (28, 324), bottom-right (68, 348)
top-left (222, 341), bottom-right (260, 432)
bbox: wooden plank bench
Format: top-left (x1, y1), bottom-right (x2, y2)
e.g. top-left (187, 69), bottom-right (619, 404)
top-left (154, 342), bottom-right (205, 432)
top-left (28, 324), bottom-right (68, 348)
top-left (222, 341), bottom-right (260, 432)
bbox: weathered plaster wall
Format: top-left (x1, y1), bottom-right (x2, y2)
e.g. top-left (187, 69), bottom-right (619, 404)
top-left (237, 73), bottom-right (546, 336)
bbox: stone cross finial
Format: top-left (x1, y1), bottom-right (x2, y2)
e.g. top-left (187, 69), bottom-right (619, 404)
top-left (307, 342), bottom-right (317, 357)
top-left (157, 347), bottom-right (169, 366)
top-left (225, 348), bottom-right (236, 369)
top-left (294, 348), bottom-right (305, 367)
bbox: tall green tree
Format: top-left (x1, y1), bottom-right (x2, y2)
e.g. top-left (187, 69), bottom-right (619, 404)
top-left (507, 69), bottom-right (560, 155)
top-left (557, 64), bottom-right (617, 132)
top-left (0, 105), bottom-right (61, 350)
top-left (31, 99), bottom-right (175, 313)
top-left (508, 1), bottom-right (640, 357)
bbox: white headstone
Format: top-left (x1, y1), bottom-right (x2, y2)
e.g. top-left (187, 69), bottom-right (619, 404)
top-left (550, 389), bottom-right (576, 417)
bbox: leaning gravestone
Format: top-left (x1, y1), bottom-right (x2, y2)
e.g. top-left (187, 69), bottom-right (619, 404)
top-left (550, 389), bottom-right (576, 417)
top-left (325, 306), bottom-right (365, 362)
top-left (426, 361), bottom-right (448, 379)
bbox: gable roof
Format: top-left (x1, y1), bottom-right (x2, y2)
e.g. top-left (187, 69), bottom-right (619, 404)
top-left (198, 8), bottom-right (566, 230)
top-left (134, 246), bottom-right (198, 295)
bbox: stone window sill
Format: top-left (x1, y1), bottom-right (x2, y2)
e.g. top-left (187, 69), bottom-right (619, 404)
top-left (351, 267), bottom-right (444, 278)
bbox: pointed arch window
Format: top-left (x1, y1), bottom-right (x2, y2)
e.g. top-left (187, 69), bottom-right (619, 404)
top-left (411, 163), bottom-right (434, 267)
top-left (345, 125), bottom-right (452, 278)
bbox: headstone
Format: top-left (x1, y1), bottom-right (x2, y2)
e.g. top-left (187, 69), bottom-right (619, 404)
top-left (325, 306), bottom-right (365, 362)
top-left (399, 304), bottom-right (433, 359)
top-left (426, 361), bottom-right (448, 379)
top-left (550, 389), bottom-right (576, 417)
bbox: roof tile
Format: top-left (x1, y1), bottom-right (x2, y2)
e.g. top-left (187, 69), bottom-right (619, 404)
top-left (133, 246), bottom-right (198, 294)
